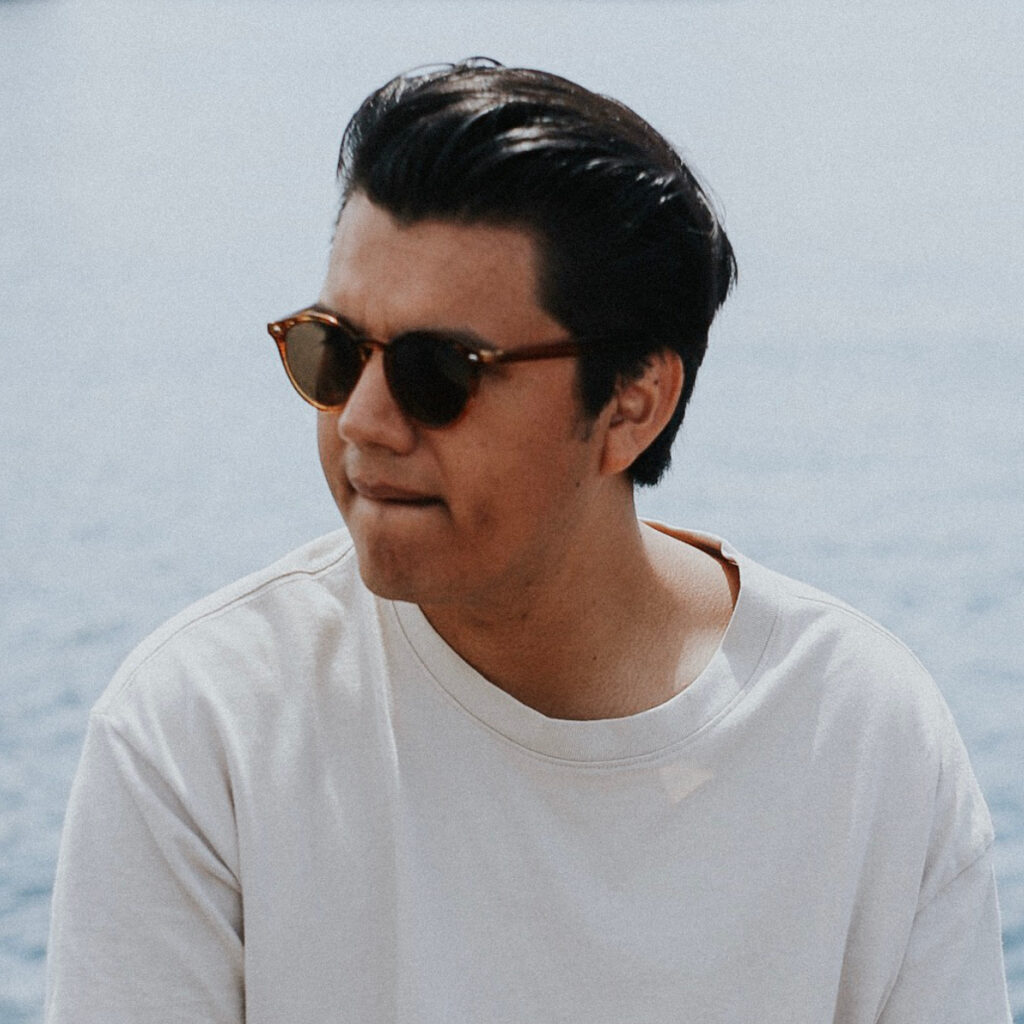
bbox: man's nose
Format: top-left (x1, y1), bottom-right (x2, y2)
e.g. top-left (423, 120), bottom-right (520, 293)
top-left (335, 348), bottom-right (417, 453)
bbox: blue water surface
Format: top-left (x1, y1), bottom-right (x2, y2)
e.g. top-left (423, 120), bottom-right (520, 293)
top-left (1, 1), bottom-right (1022, 1020)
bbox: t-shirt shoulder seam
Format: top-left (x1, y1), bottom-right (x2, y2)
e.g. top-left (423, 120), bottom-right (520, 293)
top-left (99, 537), bottom-right (355, 711)
top-left (916, 835), bottom-right (996, 916)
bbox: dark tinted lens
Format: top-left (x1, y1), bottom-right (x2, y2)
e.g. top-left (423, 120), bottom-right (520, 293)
top-left (284, 321), bottom-right (362, 407)
top-left (387, 333), bottom-right (479, 427)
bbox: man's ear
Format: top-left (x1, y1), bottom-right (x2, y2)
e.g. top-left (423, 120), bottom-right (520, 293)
top-left (598, 350), bottom-right (684, 477)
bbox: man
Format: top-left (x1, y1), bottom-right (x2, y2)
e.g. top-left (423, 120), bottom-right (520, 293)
top-left (47, 60), bottom-right (1011, 1022)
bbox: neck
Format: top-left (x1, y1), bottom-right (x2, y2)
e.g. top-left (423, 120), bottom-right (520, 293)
top-left (419, 498), bottom-right (737, 721)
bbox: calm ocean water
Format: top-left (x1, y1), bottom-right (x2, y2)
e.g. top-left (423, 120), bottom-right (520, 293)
top-left (2, 0), bottom-right (1022, 1019)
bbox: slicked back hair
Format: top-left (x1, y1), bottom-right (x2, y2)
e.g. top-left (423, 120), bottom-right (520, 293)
top-left (337, 59), bottom-right (736, 486)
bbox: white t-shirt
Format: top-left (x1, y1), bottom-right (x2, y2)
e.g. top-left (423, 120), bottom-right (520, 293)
top-left (45, 527), bottom-right (1012, 1023)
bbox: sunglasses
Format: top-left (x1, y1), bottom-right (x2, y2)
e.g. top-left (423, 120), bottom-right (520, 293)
top-left (268, 307), bottom-right (584, 428)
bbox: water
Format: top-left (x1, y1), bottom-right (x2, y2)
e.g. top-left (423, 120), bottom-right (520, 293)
top-left (1, 0), bottom-right (1022, 1019)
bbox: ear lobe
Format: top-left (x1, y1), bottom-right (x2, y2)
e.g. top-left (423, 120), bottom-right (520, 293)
top-left (599, 350), bottom-right (684, 476)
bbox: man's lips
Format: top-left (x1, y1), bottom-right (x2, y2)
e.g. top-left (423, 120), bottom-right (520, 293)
top-left (348, 477), bottom-right (442, 506)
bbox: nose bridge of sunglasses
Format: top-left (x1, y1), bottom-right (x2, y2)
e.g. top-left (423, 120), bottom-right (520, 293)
top-left (356, 337), bottom-right (386, 364)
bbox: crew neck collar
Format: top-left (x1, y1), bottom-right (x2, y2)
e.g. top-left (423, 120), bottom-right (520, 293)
top-left (389, 528), bottom-right (779, 765)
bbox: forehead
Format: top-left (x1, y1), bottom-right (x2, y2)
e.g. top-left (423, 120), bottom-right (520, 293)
top-left (319, 193), bottom-right (562, 343)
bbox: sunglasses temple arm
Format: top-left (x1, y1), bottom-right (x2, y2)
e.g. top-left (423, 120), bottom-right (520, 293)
top-left (483, 340), bottom-right (584, 364)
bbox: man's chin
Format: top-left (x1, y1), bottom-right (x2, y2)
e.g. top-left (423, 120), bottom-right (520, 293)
top-left (353, 552), bottom-right (436, 606)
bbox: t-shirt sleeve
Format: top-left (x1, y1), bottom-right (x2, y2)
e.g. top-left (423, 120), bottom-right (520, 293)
top-left (877, 846), bottom-right (1012, 1024)
top-left (874, 680), bottom-right (1012, 1024)
top-left (45, 710), bottom-right (244, 1023)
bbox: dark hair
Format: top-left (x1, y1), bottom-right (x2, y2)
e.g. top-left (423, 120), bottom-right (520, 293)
top-left (337, 59), bottom-right (736, 486)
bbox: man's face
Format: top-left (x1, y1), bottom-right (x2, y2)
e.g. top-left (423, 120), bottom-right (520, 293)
top-left (316, 193), bottom-right (610, 613)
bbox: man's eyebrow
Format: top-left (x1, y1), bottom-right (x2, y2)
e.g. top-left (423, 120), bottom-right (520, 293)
top-left (310, 302), bottom-right (371, 339)
top-left (310, 301), bottom-right (347, 320)
top-left (309, 303), bottom-right (499, 351)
